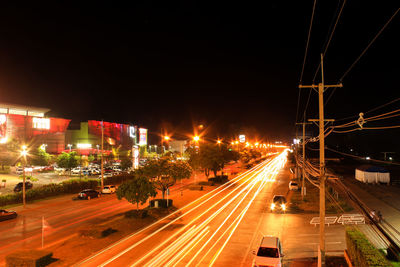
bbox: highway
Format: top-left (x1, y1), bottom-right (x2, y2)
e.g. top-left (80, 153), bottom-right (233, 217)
top-left (76, 151), bottom-right (288, 266)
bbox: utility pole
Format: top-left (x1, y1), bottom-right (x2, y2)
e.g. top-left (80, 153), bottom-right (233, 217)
top-left (299, 53), bottom-right (343, 266)
top-left (296, 121), bottom-right (311, 200)
top-left (101, 121), bottom-right (104, 191)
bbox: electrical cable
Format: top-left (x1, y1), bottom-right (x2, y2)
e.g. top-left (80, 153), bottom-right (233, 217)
top-left (312, 0), bottom-right (347, 82)
top-left (339, 7), bottom-right (400, 82)
top-left (297, 0), bottom-right (318, 126)
top-left (325, 7), bottom-right (400, 106)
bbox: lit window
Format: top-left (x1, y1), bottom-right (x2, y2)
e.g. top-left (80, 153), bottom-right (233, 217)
top-left (77, 143), bottom-right (92, 149)
top-left (9, 109), bottom-right (27, 116)
top-left (33, 117), bottom-right (50, 129)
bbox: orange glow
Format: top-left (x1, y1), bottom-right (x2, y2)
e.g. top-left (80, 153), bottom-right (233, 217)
top-left (193, 136), bottom-right (200, 142)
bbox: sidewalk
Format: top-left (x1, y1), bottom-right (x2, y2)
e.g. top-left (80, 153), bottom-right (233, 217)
top-left (341, 178), bottom-right (400, 249)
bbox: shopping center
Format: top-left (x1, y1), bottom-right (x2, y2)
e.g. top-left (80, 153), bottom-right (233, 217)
top-left (0, 102), bottom-right (147, 155)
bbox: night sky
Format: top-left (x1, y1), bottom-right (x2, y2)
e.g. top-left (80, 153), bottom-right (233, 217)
top-left (0, 2), bottom-right (398, 152)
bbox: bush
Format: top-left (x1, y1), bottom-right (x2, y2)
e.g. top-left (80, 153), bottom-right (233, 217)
top-left (208, 175), bottom-right (229, 184)
top-left (0, 178), bottom-right (99, 207)
top-left (346, 227), bottom-right (392, 267)
top-left (0, 166), bottom-right (10, 174)
top-left (6, 249), bottom-right (53, 267)
top-left (104, 173), bottom-right (134, 185)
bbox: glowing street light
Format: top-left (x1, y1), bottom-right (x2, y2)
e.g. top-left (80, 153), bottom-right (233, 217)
top-left (217, 140), bottom-right (222, 144)
top-left (193, 136), bottom-right (200, 142)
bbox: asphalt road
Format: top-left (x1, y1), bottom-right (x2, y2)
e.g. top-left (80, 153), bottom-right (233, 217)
top-left (76, 152), bottom-right (292, 266)
top-left (0, 153), bottom-right (347, 266)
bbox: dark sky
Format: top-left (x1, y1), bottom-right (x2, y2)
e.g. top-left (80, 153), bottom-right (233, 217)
top-left (0, 2), bottom-right (398, 149)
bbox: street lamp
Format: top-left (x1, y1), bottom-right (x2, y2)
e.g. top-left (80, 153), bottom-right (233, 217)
top-left (193, 136), bottom-right (200, 142)
top-left (20, 145), bottom-right (28, 208)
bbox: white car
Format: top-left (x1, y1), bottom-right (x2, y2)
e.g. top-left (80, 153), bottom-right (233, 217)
top-left (289, 181), bottom-right (299, 191)
top-left (253, 236), bottom-right (283, 267)
top-left (102, 185), bottom-right (116, 194)
top-left (99, 172), bottom-right (113, 178)
top-left (71, 167), bottom-right (82, 175)
top-left (15, 167), bottom-right (23, 175)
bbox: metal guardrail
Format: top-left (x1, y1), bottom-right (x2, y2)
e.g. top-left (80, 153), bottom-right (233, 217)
top-left (310, 216), bottom-right (338, 226)
top-left (337, 214), bottom-right (365, 225)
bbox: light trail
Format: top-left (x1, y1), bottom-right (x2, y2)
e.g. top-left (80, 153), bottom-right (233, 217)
top-left (82, 160), bottom-right (271, 267)
top-left (130, 162), bottom-right (270, 267)
top-left (78, 151), bottom-right (287, 267)
top-left (132, 151), bottom-right (287, 266)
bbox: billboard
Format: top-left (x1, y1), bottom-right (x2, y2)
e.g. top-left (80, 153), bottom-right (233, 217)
top-left (139, 128), bottom-right (147, 146)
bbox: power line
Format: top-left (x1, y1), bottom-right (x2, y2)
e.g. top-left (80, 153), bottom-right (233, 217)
top-left (312, 0), bottom-right (347, 82)
top-left (296, 0), bottom-right (318, 125)
top-left (325, 7), bottom-right (400, 106)
top-left (299, 0), bottom-right (318, 85)
top-left (334, 97), bottom-right (400, 122)
top-left (339, 7), bottom-right (400, 82)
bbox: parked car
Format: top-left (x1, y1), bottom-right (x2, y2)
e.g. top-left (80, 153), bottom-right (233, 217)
top-left (112, 166), bottom-right (122, 172)
top-left (15, 167), bottom-right (23, 175)
top-left (14, 182), bottom-right (33, 193)
top-left (270, 195), bottom-right (287, 212)
top-left (252, 235), bottom-right (283, 267)
top-left (42, 166), bottom-right (54, 171)
top-left (71, 167), bottom-right (81, 175)
top-left (102, 185), bottom-right (116, 194)
top-left (99, 172), bottom-right (113, 178)
top-left (54, 166), bottom-right (66, 172)
top-left (82, 168), bottom-right (92, 176)
top-left (77, 189), bottom-right (101, 200)
top-left (90, 168), bottom-right (100, 175)
top-left (0, 209), bottom-right (18, 221)
top-left (289, 181), bottom-right (299, 191)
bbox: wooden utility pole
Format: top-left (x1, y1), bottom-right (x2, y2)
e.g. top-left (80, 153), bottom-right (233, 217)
top-left (101, 121), bottom-right (104, 191)
top-left (299, 53), bottom-right (343, 266)
top-left (296, 121), bottom-right (311, 200)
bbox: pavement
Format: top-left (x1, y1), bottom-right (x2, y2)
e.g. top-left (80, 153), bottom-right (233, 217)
top-left (340, 176), bottom-right (400, 250)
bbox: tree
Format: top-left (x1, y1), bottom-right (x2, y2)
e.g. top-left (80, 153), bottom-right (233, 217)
top-left (56, 152), bottom-right (79, 173)
top-left (31, 147), bottom-right (51, 166)
top-left (189, 143), bottom-right (239, 178)
top-left (142, 157), bottom-right (192, 199)
top-left (121, 157), bottom-right (132, 171)
top-left (116, 174), bottom-right (157, 211)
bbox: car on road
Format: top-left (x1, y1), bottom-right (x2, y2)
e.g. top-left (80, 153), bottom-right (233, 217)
top-left (252, 235), bottom-right (283, 267)
top-left (14, 182), bottom-right (33, 193)
top-left (270, 195), bottom-right (287, 212)
top-left (0, 209), bottom-right (18, 221)
top-left (289, 181), bottom-right (299, 191)
top-left (102, 185), bottom-right (116, 194)
top-left (77, 189), bottom-right (101, 200)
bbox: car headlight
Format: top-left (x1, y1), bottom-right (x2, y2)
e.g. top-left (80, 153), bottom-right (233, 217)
top-left (270, 203), bottom-right (275, 210)
top-left (281, 204), bottom-right (286, 211)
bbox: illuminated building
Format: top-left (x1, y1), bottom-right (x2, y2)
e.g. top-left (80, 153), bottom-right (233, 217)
top-left (65, 120), bottom-right (141, 155)
top-left (0, 103), bottom-right (71, 154)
